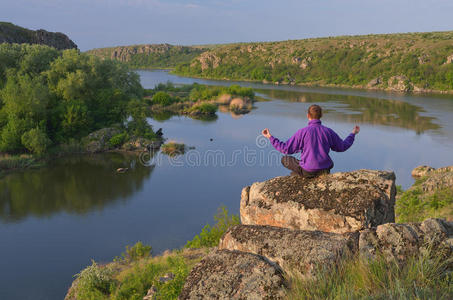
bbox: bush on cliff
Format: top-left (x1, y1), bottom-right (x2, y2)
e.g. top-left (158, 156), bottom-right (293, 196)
top-left (185, 206), bottom-right (240, 248)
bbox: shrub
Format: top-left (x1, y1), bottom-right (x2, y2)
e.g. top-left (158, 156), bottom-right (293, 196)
top-left (109, 132), bottom-right (128, 148)
top-left (185, 206), bottom-right (240, 248)
top-left (152, 91), bottom-right (174, 106)
top-left (161, 142), bottom-right (185, 157)
top-left (117, 241), bottom-right (152, 263)
top-left (74, 260), bottom-right (117, 299)
top-left (188, 103), bottom-right (217, 115)
top-left (21, 127), bottom-right (51, 155)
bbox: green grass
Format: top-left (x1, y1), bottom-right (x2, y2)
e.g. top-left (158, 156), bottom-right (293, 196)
top-left (396, 186), bottom-right (453, 223)
top-left (285, 248), bottom-right (453, 299)
top-left (0, 154), bottom-right (40, 173)
top-left (185, 206), bottom-right (240, 249)
top-left (161, 142), bottom-right (186, 157)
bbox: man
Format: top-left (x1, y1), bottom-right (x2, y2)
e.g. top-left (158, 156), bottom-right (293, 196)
top-left (262, 104), bottom-right (360, 178)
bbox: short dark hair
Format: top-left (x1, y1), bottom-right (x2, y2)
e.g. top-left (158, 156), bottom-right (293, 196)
top-left (308, 105), bottom-right (322, 119)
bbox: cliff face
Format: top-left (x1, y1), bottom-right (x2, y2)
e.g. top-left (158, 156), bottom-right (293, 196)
top-left (0, 22), bottom-right (77, 50)
top-left (86, 44), bottom-right (206, 68)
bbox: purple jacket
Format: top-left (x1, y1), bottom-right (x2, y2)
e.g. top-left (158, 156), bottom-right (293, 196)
top-left (270, 119), bottom-right (355, 172)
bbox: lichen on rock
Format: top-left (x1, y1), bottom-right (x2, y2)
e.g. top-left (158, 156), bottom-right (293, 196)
top-left (240, 170), bottom-right (396, 233)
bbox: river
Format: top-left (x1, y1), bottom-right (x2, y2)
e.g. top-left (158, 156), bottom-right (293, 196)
top-left (0, 70), bottom-right (452, 300)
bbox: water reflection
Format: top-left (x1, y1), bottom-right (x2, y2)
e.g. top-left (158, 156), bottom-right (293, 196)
top-left (0, 152), bottom-right (155, 222)
top-left (257, 89), bottom-right (440, 134)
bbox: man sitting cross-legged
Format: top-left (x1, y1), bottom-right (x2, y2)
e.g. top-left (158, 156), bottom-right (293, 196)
top-left (262, 104), bottom-right (360, 178)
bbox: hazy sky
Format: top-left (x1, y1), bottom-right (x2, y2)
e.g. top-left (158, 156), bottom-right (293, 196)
top-left (2, 0), bottom-right (453, 51)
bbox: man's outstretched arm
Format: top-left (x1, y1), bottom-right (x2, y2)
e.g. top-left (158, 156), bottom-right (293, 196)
top-left (262, 128), bottom-right (302, 154)
top-left (330, 125), bottom-right (360, 152)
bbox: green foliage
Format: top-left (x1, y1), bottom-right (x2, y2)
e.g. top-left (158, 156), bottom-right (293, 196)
top-left (74, 260), bottom-right (117, 300)
top-left (286, 248), bottom-right (453, 299)
top-left (188, 103), bottom-right (217, 115)
top-left (112, 255), bottom-right (189, 300)
top-left (185, 206), bottom-right (240, 248)
top-left (161, 142), bottom-right (186, 156)
top-left (118, 241), bottom-right (152, 263)
top-left (396, 187), bottom-right (453, 222)
top-left (21, 127), bottom-right (51, 155)
top-left (174, 31), bottom-right (453, 91)
top-left (152, 91), bottom-right (175, 106)
top-left (108, 132), bottom-right (128, 148)
top-left (0, 44), bottom-right (143, 154)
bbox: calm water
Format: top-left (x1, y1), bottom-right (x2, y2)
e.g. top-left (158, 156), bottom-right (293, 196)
top-left (1, 70), bottom-right (453, 300)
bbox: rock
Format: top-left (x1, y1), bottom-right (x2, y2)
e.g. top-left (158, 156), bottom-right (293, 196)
top-left (159, 272), bottom-right (175, 283)
top-left (387, 75), bottom-right (412, 92)
top-left (219, 225), bottom-right (358, 275)
top-left (116, 168), bottom-right (128, 173)
top-left (179, 249), bottom-right (286, 300)
top-left (0, 22), bottom-right (77, 50)
top-left (411, 165), bottom-right (435, 177)
top-left (216, 94), bottom-right (232, 105)
top-left (367, 77), bottom-right (381, 88)
top-left (411, 165), bottom-right (453, 192)
top-left (229, 97), bottom-right (251, 114)
top-left (359, 218), bottom-right (453, 263)
top-left (83, 127), bottom-right (121, 153)
top-left (143, 286), bottom-right (157, 300)
top-left (445, 54), bottom-right (453, 65)
top-left (240, 170), bottom-right (396, 234)
top-left (122, 137), bottom-right (161, 151)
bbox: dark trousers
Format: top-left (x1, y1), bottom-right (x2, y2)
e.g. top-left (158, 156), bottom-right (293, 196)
top-left (281, 156), bottom-right (330, 178)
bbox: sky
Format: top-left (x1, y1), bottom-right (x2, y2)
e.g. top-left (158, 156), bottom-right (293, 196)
top-left (2, 0), bottom-right (453, 51)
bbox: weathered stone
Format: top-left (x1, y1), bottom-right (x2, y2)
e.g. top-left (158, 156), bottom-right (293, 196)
top-left (240, 170), bottom-right (396, 233)
top-left (83, 127), bottom-right (121, 153)
top-left (219, 225), bottom-right (358, 275)
top-left (367, 77), bottom-right (381, 87)
top-left (216, 94), bottom-right (232, 105)
top-left (179, 249), bottom-right (286, 300)
top-left (387, 75), bottom-right (412, 92)
top-left (359, 218), bottom-right (453, 263)
top-left (411, 165), bottom-right (435, 177)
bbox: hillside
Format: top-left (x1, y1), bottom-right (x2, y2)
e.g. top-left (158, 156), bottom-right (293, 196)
top-left (86, 44), bottom-right (206, 69)
top-left (0, 22), bottom-right (77, 50)
top-left (174, 31), bottom-right (453, 93)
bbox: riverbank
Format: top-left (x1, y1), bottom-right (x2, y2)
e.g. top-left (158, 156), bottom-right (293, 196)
top-left (169, 70), bottom-right (453, 96)
top-left (65, 166), bottom-right (453, 299)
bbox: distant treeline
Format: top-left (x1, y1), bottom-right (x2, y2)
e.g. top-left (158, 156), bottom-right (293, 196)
top-left (172, 31), bottom-right (453, 92)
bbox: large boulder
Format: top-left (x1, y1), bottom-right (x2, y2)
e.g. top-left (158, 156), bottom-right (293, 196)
top-left (219, 225), bottom-right (358, 275)
top-left (359, 218), bottom-right (453, 263)
top-left (179, 249), bottom-right (286, 300)
top-left (240, 170), bottom-right (396, 234)
top-left (83, 127), bottom-right (121, 153)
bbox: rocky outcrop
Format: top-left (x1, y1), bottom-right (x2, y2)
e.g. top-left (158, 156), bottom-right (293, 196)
top-left (387, 75), bottom-right (412, 92)
top-left (240, 170), bottom-right (396, 233)
top-left (82, 127), bottom-right (121, 153)
top-left (179, 249), bottom-right (286, 300)
top-left (0, 22), bottom-right (77, 50)
top-left (359, 218), bottom-right (453, 264)
top-left (410, 165), bottom-right (453, 193)
top-left (219, 225), bottom-right (358, 275)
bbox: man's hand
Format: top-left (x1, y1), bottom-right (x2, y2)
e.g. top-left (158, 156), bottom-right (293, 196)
top-left (352, 125), bottom-right (360, 135)
top-left (262, 128), bottom-right (271, 139)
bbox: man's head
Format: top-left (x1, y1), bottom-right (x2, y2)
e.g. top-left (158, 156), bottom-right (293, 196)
top-left (307, 104), bottom-right (322, 120)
